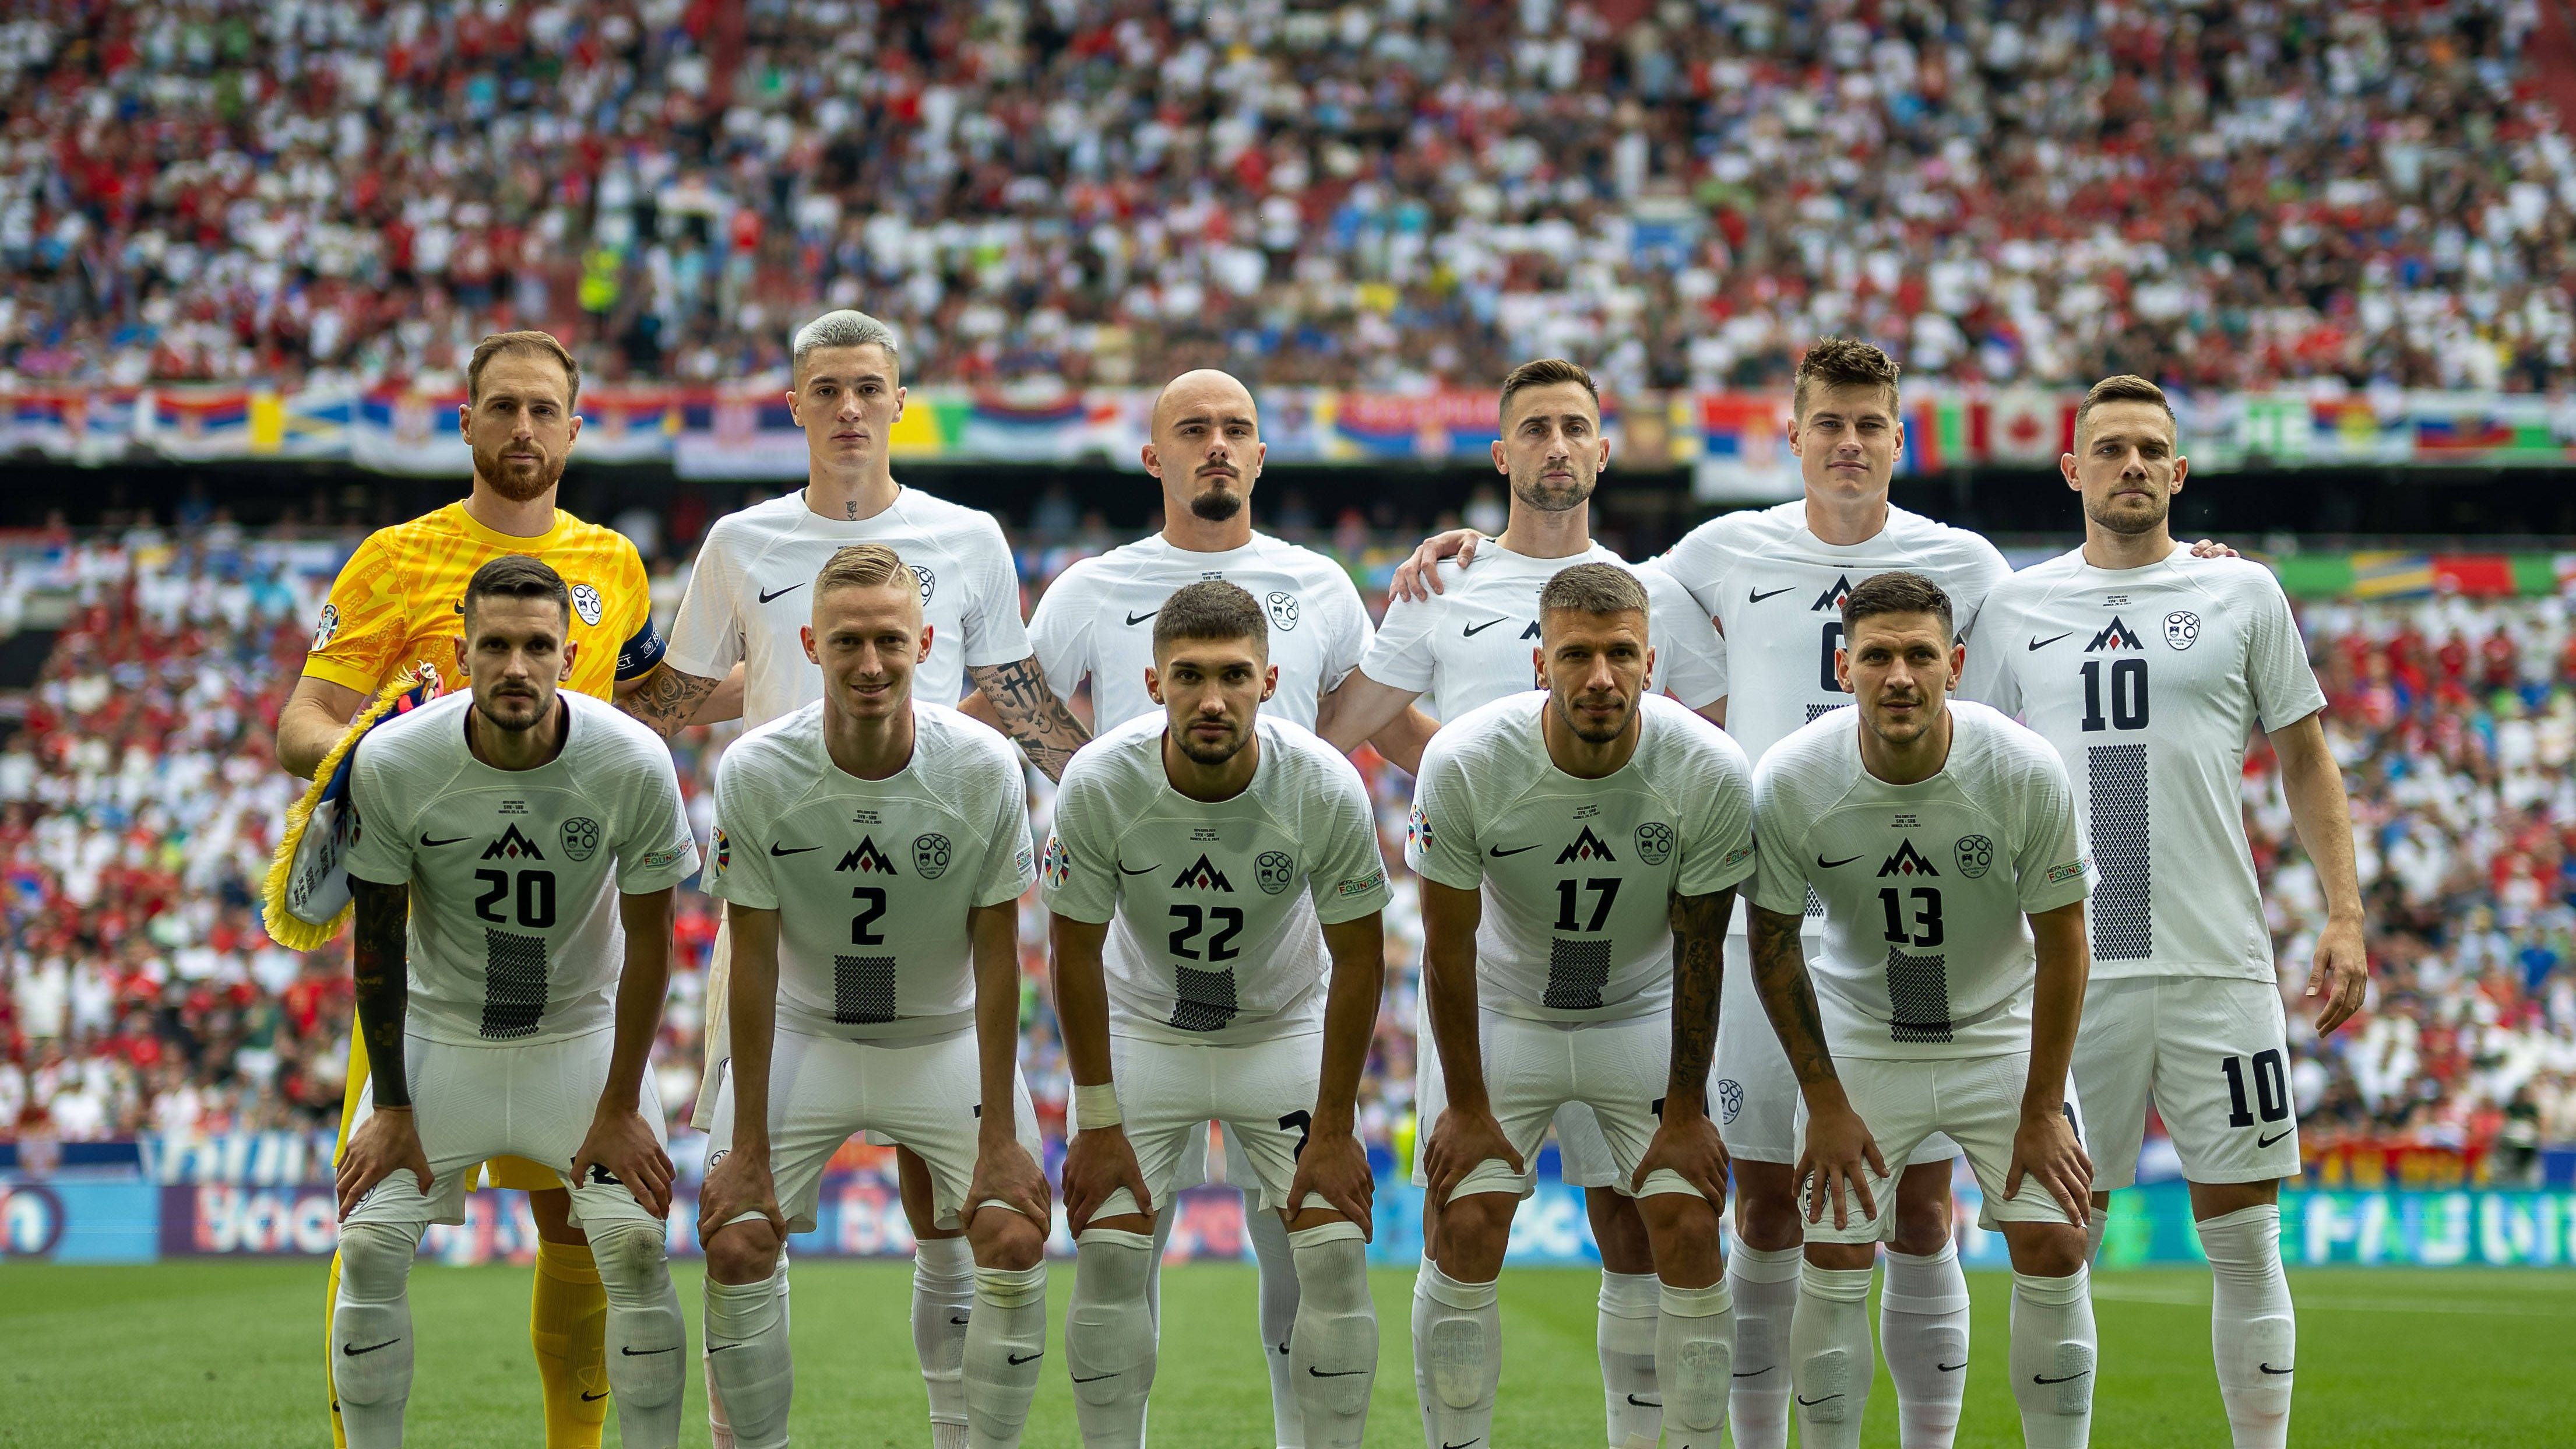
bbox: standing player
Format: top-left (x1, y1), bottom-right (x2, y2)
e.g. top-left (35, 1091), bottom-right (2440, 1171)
top-left (692, 546), bottom-right (1052, 1449)
top-left (1408, 564), bottom-right (1756, 1449)
top-left (625, 309), bottom-right (1089, 1449)
top-left (1315, 358), bottom-right (1728, 1449)
top-left (277, 330), bottom-right (691, 1449)
top-left (1026, 368), bottom-right (1385, 1447)
top-left (1744, 571), bottom-right (2098, 1449)
top-left (330, 557), bottom-right (700, 1449)
top-left (1046, 582), bottom-right (1392, 1449)
top-left (1962, 377), bottom-right (2368, 1448)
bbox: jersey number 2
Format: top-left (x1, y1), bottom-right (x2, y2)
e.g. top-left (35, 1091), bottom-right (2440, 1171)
top-left (474, 869), bottom-right (555, 929)
top-left (1168, 905), bottom-right (1243, 960)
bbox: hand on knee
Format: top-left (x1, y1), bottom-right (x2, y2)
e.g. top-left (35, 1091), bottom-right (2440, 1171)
top-left (969, 1209), bottom-right (1046, 1273)
top-left (1431, 1193), bottom-right (1514, 1281)
top-left (705, 1219), bottom-right (782, 1285)
top-left (1638, 1195), bottom-right (1724, 1286)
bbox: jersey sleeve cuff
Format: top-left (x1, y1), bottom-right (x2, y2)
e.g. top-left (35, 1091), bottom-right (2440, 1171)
top-left (707, 877), bottom-right (777, 911)
top-left (1410, 861), bottom-right (1485, 894)
top-left (1353, 653), bottom-right (1433, 694)
top-left (658, 646), bottom-right (734, 683)
top-left (1748, 884), bottom-right (1808, 917)
top-left (1039, 894), bottom-right (1114, 925)
top-left (343, 861), bottom-right (410, 887)
top-left (301, 657), bottom-right (385, 694)
top-left (618, 857), bottom-right (702, 897)
top-left (2019, 881), bottom-right (2089, 917)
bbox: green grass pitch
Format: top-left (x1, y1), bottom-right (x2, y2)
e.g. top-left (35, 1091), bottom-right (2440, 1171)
top-left (1, 1261), bottom-right (2565, 1446)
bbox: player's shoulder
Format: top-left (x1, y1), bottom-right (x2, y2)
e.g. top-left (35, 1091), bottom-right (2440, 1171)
top-left (1951, 700), bottom-right (2066, 781)
top-left (893, 486), bottom-right (1008, 537)
top-left (1251, 532), bottom-right (1362, 596)
top-left (1666, 501), bottom-right (1800, 567)
top-left (2172, 551), bottom-right (2292, 609)
top-left (1059, 709), bottom-right (1165, 792)
top-left (1638, 694), bottom-right (1751, 775)
top-left (1256, 713), bottom-right (1365, 782)
top-left (1977, 546), bottom-right (2082, 613)
top-left (915, 699), bottom-right (1026, 778)
top-left (1754, 706), bottom-right (1858, 787)
top-left (564, 689), bottom-right (671, 762)
top-left (698, 491), bottom-right (805, 552)
top-left (1422, 692), bottom-right (1545, 772)
top-left (355, 690), bottom-right (474, 773)
top-left (722, 701), bottom-right (822, 780)
top-left (1885, 505), bottom-right (2007, 572)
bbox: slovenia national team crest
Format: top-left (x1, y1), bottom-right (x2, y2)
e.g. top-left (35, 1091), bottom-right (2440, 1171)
top-left (913, 832), bottom-right (952, 879)
top-left (909, 564), bottom-right (936, 604)
top-left (560, 817), bottom-right (602, 862)
top-left (2164, 610), bottom-right (2201, 649)
top-left (1256, 850), bottom-right (1295, 895)
top-left (1634, 821), bottom-right (1675, 866)
top-left (569, 582), bottom-right (604, 627)
top-left (1265, 590), bottom-right (1300, 631)
top-left (1716, 1078), bottom-right (1744, 1125)
top-left (1954, 835), bottom-right (1993, 878)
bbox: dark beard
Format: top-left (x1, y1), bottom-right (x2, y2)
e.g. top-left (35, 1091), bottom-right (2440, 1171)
top-left (1512, 473), bottom-right (1594, 514)
top-left (474, 442), bottom-right (565, 503)
top-left (1174, 727), bottom-right (1249, 766)
top-left (1190, 487), bottom-right (1243, 522)
top-left (2084, 490), bottom-right (2168, 536)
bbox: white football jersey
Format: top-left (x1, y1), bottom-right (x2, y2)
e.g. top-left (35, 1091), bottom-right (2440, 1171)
top-left (1406, 693), bottom-right (1757, 1021)
top-left (1027, 531), bottom-right (1371, 732)
top-left (1359, 543), bottom-right (1727, 719)
top-left (664, 487), bottom-right (1031, 729)
top-left (1042, 712), bottom-right (1391, 1044)
top-left (705, 700), bottom-right (1038, 1040)
top-left (344, 691), bottom-right (701, 1047)
top-left (1750, 701), bottom-right (2091, 1060)
top-left (1961, 548), bottom-right (2327, 984)
top-left (1653, 500), bottom-right (2011, 762)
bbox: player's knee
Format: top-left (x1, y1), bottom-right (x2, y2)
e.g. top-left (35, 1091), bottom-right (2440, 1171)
top-left (583, 1219), bottom-right (671, 1299)
top-left (335, 1219), bottom-right (422, 1297)
top-left (2007, 1230), bottom-right (2088, 1280)
top-left (1732, 1170), bottom-right (1805, 1252)
top-left (1890, 1180), bottom-right (1954, 1254)
top-left (970, 1209), bottom-right (1046, 1273)
top-left (705, 1219), bottom-right (782, 1285)
top-left (1639, 1193), bottom-right (1723, 1277)
top-left (1437, 1192), bottom-right (1514, 1260)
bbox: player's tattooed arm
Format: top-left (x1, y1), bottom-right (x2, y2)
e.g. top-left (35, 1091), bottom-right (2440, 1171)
top-left (1751, 900), bottom-right (1887, 1228)
top-left (1664, 888), bottom-right (1736, 1104)
top-left (614, 662), bottom-right (728, 739)
top-left (1746, 902), bottom-right (1838, 1088)
top-left (350, 877), bottom-right (413, 1107)
top-left (966, 655), bottom-right (1090, 782)
top-left (1417, 878), bottom-right (1524, 1201)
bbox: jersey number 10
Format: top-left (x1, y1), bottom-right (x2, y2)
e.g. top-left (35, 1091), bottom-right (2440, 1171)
top-left (2079, 659), bottom-right (2151, 731)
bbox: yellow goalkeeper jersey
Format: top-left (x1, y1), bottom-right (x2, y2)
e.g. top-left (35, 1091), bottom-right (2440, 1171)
top-left (301, 500), bottom-right (664, 698)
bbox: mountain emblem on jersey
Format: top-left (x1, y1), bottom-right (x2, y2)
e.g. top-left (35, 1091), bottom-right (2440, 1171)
top-left (1520, 620), bottom-right (1541, 640)
top-left (1634, 821), bottom-right (1675, 866)
top-left (2164, 610), bottom-right (2201, 649)
top-left (1556, 827), bottom-right (1619, 864)
top-left (1173, 854), bottom-right (1234, 891)
top-left (482, 825), bottom-right (546, 861)
top-left (1265, 591), bottom-right (1300, 632)
top-left (913, 833), bottom-right (952, 880)
top-left (559, 818), bottom-right (601, 863)
top-left (836, 836), bottom-right (897, 873)
top-left (1811, 574), bottom-right (1857, 612)
top-left (1954, 835), bottom-right (1994, 878)
top-left (1255, 850), bottom-right (1296, 895)
top-left (1878, 839), bottom-right (1940, 877)
top-left (2086, 617), bottom-right (2144, 652)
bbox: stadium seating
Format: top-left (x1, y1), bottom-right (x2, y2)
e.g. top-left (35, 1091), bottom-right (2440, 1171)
top-left (9, 1), bottom-right (2574, 393)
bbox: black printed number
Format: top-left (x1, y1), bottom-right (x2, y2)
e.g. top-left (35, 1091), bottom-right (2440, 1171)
top-left (2220, 1049), bottom-right (2292, 1127)
top-left (1278, 1109), bottom-right (1312, 1161)
top-left (2080, 659), bottom-right (2150, 732)
top-left (850, 886), bottom-right (887, 946)
top-left (1878, 886), bottom-right (1943, 948)
top-left (1553, 877), bottom-right (1621, 932)
top-left (1167, 904), bottom-right (1244, 961)
top-left (473, 868), bottom-right (556, 929)
top-left (1818, 620), bottom-right (1846, 692)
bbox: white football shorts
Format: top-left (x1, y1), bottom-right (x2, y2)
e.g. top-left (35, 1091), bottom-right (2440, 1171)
top-left (2075, 975), bottom-right (2301, 1191)
top-left (1793, 1052), bottom-right (2088, 1246)
top-left (1414, 992), bottom-right (1634, 1190)
top-left (1435, 1008), bottom-right (1710, 1204)
top-left (1715, 922), bottom-right (1962, 1166)
top-left (1096, 1029), bottom-right (1328, 1221)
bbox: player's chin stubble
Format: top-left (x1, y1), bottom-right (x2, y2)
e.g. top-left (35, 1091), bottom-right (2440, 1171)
top-left (474, 444), bottom-right (563, 503)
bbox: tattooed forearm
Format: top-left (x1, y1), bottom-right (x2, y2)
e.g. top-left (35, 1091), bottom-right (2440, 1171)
top-left (1747, 902), bottom-right (1840, 1088)
top-left (968, 656), bottom-right (1090, 782)
top-left (350, 877), bottom-right (413, 1109)
top-left (616, 664), bottom-right (720, 740)
top-left (1665, 889), bottom-right (1733, 1100)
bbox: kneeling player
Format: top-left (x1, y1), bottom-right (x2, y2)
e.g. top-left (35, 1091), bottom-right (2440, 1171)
top-left (332, 557), bottom-right (701, 1448)
top-left (1744, 572), bottom-right (2098, 1448)
top-left (694, 546), bottom-right (1052, 1449)
top-left (1047, 582), bottom-right (1391, 1449)
top-left (1409, 563), bottom-right (1758, 1449)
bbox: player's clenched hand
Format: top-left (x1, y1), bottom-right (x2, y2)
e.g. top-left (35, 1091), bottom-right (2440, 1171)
top-left (968, 1137), bottom-right (1053, 1236)
top-left (1285, 1126), bottom-right (1375, 1237)
top-left (2306, 916), bottom-right (2369, 1036)
top-left (1062, 1125), bottom-right (1152, 1234)
top-left (698, 1145), bottom-right (786, 1245)
top-left (572, 1106), bottom-right (675, 1218)
top-left (336, 1107), bottom-right (432, 1221)
top-left (1423, 1106), bottom-right (1522, 1208)
top-left (1634, 1108), bottom-right (1731, 1207)
top-left (1388, 529), bottom-right (1484, 602)
top-left (2005, 1108), bottom-right (2093, 1228)
top-left (1794, 1099), bottom-right (1885, 1231)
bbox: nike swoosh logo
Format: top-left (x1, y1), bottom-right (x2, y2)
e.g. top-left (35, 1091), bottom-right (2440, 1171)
top-left (1796, 1394), bottom-right (1843, 1406)
top-left (1308, 1367), bottom-right (1368, 1377)
top-left (1462, 618), bottom-right (1508, 637)
top-left (1488, 843), bottom-right (1539, 857)
top-left (1444, 1440), bottom-right (1481, 1449)
top-left (581, 1390), bottom-right (610, 1401)
top-left (2028, 632), bottom-right (2072, 650)
top-left (420, 834), bottom-right (467, 847)
top-left (706, 1344), bottom-right (740, 1353)
top-left (1731, 1367), bottom-right (1772, 1378)
top-left (1073, 1371), bottom-right (1121, 1383)
top-left (1276, 1341), bottom-right (1291, 1356)
top-left (1118, 862), bottom-right (1157, 875)
top-left (769, 842), bottom-right (822, 856)
top-left (951, 1316), bottom-right (972, 1326)
top-left (758, 582), bottom-right (807, 604)
top-left (1009, 1352), bottom-right (1044, 1366)
top-left (1937, 1361), bottom-right (1967, 1373)
top-left (1748, 586), bottom-right (1796, 603)
top-left (1125, 610), bottom-right (1159, 627)
top-left (1817, 854), bottom-right (1863, 868)
top-left (2257, 1129), bottom-right (2294, 1148)
top-left (1626, 1394), bottom-right (1662, 1406)
top-left (622, 1346), bottom-right (678, 1356)
top-left (2259, 1363), bottom-right (2293, 1376)
top-left (2033, 1371), bottom-right (2091, 1384)
top-left (342, 1340), bottom-right (400, 1357)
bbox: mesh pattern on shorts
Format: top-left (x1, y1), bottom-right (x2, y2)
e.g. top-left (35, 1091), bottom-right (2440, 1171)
top-left (1884, 946), bottom-right (1951, 1043)
top-left (2088, 743), bottom-right (2152, 959)
top-left (1169, 964), bottom-right (1239, 1033)
top-left (833, 954), bottom-right (898, 1024)
top-left (1544, 937), bottom-right (1612, 1010)
top-left (480, 929), bottom-right (548, 1039)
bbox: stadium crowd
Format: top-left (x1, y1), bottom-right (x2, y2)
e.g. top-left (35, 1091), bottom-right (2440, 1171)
top-left (7, 0), bottom-right (2576, 395)
top-left (2, 526), bottom-right (2574, 1187)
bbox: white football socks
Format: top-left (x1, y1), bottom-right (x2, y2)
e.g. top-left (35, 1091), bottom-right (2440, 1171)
top-left (1066, 1228), bottom-right (1159, 1447)
top-left (332, 1218), bottom-right (427, 1449)
top-left (961, 1263), bottom-right (1048, 1449)
top-left (1789, 1262), bottom-right (1875, 1449)
top-left (1250, 1197), bottom-right (1308, 1448)
top-left (591, 1220), bottom-right (688, 1449)
top-left (912, 1235), bottom-right (977, 1446)
top-left (703, 1270), bottom-right (791, 1449)
top-left (1655, 1278), bottom-right (1736, 1449)
top-left (1725, 1243), bottom-right (1803, 1449)
top-left (1285, 1221), bottom-right (1376, 1448)
top-left (2008, 1267), bottom-right (2097, 1449)
top-left (2201, 1205), bottom-right (2295, 1448)
top-left (1597, 1269), bottom-right (1664, 1448)
top-left (1881, 1243), bottom-right (1970, 1447)
top-left (1412, 1260), bottom-right (1501, 1449)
